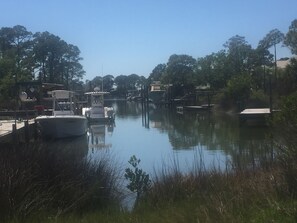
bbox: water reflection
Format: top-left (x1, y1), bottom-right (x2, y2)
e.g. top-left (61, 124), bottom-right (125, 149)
top-left (40, 134), bottom-right (89, 160)
top-left (39, 101), bottom-right (277, 173)
top-left (87, 123), bottom-right (114, 151)
top-left (137, 103), bottom-right (275, 169)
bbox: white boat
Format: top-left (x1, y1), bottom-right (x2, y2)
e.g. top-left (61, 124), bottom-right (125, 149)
top-left (35, 90), bottom-right (88, 139)
top-left (82, 90), bottom-right (115, 122)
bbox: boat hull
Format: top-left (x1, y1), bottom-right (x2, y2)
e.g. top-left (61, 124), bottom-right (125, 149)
top-left (82, 107), bottom-right (115, 123)
top-left (36, 115), bottom-right (88, 139)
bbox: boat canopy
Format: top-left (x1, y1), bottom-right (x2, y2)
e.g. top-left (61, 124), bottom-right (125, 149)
top-left (50, 90), bottom-right (74, 99)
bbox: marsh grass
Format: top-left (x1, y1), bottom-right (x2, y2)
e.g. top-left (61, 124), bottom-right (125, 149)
top-left (131, 151), bottom-right (297, 223)
top-left (1, 135), bottom-right (297, 222)
top-left (0, 138), bottom-right (123, 222)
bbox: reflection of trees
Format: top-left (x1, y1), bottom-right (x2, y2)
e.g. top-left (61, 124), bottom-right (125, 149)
top-left (149, 109), bottom-right (216, 149)
top-left (149, 108), bottom-right (274, 168)
top-left (235, 127), bottom-right (274, 169)
top-left (168, 112), bottom-right (209, 149)
top-left (40, 135), bottom-right (89, 161)
top-left (113, 101), bottom-right (143, 119)
top-left (113, 101), bottom-right (275, 168)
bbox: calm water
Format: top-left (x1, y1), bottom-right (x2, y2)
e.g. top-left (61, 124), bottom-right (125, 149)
top-left (81, 101), bottom-right (275, 175)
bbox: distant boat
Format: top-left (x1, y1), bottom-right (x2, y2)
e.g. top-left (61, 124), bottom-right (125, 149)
top-left (35, 90), bottom-right (88, 139)
top-left (82, 90), bottom-right (115, 122)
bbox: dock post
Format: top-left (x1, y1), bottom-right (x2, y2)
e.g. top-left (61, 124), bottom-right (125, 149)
top-left (12, 123), bottom-right (18, 144)
top-left (34, 119), bottom-right (38, 139)
top-left (24, 120), bottom-right (29, 143)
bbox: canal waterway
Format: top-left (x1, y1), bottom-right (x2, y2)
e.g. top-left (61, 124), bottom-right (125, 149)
top-left (58, 101), bottom-right (275, 175)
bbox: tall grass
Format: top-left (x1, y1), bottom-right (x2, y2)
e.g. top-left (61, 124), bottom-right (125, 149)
top-left (274, 92), bottom-right (297, 197)
top-left (133, 153), bottom-right (296, 223)
top-left (2, 107), bottom-right (297, 223)
top-left (0, 138), bottom-right (123, 222)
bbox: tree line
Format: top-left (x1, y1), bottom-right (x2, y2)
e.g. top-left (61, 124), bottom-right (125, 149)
top-left (1, 19), bottom-right (296, 109)
top-left (146, 19), bottom-right (297, 109)
top-left (87, 18), bottom-right (297, 109)
top-left (0, 25), bottom-right (85, 107)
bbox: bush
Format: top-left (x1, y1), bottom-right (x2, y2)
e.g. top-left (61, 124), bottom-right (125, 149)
top-left (274, 92), bottom-right (297, 197)
top-left (125, 155), bottom-right (151, 201)
top-left (247, 90), bottom-right (270, 108)
top-left (0, 139), bottom-right (123, 221)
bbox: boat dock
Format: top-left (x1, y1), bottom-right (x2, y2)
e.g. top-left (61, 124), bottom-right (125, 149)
top-left (239, 108), bottom-right (271, 126)
top-left (177, 104), bottom-right (214, 114)
top-left (0, 119), bottom-right (37, 143)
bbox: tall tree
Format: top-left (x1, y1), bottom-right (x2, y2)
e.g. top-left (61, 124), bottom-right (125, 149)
top-left (126, 74), bottom-right (140, 91)
top-left (114, 75), bottom-right (128, 96)
top-left (0, 25), bottom-right (33, 107)
top-left (136, 75), bottom-right (147, 89)
top-left (0, 25), bottom-right (33, 80)
top-left (223, 35), bottom-right (253, 75)
top-left (62, 44), bottom-right (85, 89)
top-left (195, 50), bottom-right (231, 89)
top-left (258, 29), bottom-right (285, 80)
top-left (103, 74), bottom-right (114, 92)
top-left (33, 31), bottom-right (62, 82)
top-left (163, 54), bottom-right (196, 97)
top-left (148, 63), bottom-right (166, 84)
top-left (33, 31), bottom-right (85, 88)
top-left (284, 19), bottom-right (297, 55)
top-left (253, 45), bottom-right (274, 92)
top-left (165, 55), bottom-right (195, 84)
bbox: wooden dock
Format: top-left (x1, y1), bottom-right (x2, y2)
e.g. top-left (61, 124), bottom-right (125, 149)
top-left (0, 119), bottom-right (37, 143)
top-left (177, 104), bottom-right (214, 114)
top-left (239, 108), bottom-right (271, 126)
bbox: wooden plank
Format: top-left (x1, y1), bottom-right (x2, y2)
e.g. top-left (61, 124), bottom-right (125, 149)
top-left (239, 108), bottom-right (271, 127)
top-left (0, 119), bottom-right (35, 142)
top-left (0, 120), bottom-right (24, 137)
top-left (240, 108), bottom-right (270, 115)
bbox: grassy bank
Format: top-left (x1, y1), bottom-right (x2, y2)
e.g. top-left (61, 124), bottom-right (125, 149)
top-left (0, 139), bottom-right (123, 222)
top-left (2, 147), bottom-right (296, 222)
top-left (134, 167), bottom-right (296, 223)
top-left (9, 167), bottom-right (296, 223)
top-left (2, 107), bottom-right (297, 223)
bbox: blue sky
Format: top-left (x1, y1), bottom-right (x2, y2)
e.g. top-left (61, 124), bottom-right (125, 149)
top-left (1, 0), bottom-right (296, 80)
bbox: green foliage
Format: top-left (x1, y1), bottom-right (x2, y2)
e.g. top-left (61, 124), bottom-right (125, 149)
top-left (195, 51), bottom-right (231, 90)
top-left (148, 63), bottom-right (166, 84)
top-left (278, 58), bottom-right (297, 95)
top-left (224, 35), bottom-right (253, 74)
top-left (136, 164), bottom-right (296, 223)
top-left (284, 19), bottom-right (297, 55)
top-left (162, 54), bottom-right (196, 97)
top-left (125, 155), bottom-right (151, 199)
top-left (274, 92), bottom-right (297, 197)
top-left (0, 141), bottom-right (122, 221)
top-left (165, 55), bottom-right (196, 86)
top-left (247, 90), bottom-right (269, 107)
top-left (225, 74), bottom-right (252, 105)
top-left (103, 75), bottom-right (115, 91)
top-left (33, 32), bottom-right (85, 87)
top-left (112, 74), bottom-right (146, 97)
top-left (258, 29), bottom-right (285, 50)
top-left (0, 25), bottom-right (85, 104)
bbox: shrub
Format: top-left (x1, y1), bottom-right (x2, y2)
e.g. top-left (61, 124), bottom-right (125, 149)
top-left (0, 139), bottom-right (123, 221)
top-left (274, 92), bottom-right (297, 197)
top-left (125, 155), bottom-right (151, 201)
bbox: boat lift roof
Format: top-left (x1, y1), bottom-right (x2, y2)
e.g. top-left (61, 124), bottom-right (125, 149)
top-left (49, 90), bottom-right (75, 99)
